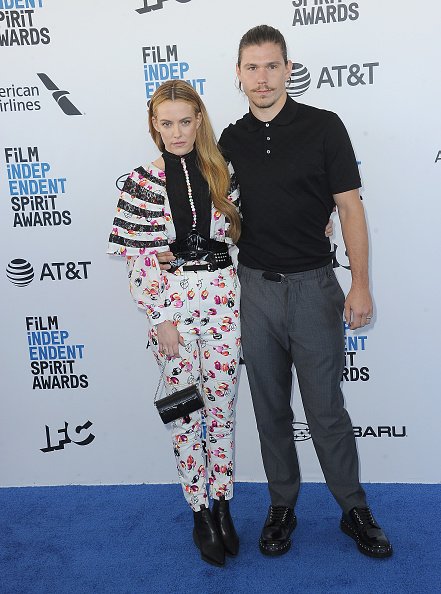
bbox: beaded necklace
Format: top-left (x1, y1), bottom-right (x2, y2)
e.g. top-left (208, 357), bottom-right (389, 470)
top-left (180, 156), bottom-right (197, 229)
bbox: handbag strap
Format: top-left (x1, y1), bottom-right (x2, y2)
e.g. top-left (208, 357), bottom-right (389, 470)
top-left (153, 359), bottom-right (168, 404)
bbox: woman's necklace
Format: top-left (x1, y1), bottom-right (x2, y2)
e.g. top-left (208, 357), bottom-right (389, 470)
top-left (180, 156), bottom-right (197, 229)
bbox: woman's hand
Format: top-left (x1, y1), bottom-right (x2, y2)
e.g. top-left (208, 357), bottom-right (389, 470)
top-left (156, 251), bottom-right (175, 271)
top-left (156, 320), bottom-right (185, 358)
top-left (325, 207), bottom-right (337, 237)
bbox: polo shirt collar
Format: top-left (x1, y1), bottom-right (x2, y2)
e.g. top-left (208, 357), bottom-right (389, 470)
top-left (244, 95), bottom-right (299, 131)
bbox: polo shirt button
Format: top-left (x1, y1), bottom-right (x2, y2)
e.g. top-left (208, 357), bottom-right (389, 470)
top-left (267, 150), bottom-right (271, 154)
top-left (265, 123), bottom-right (270, 127)
top-left (267, 137), bottom-right (271, 141)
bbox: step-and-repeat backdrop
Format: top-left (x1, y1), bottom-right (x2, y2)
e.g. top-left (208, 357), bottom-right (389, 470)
top-left (1, 0), bottom-right (439, 487)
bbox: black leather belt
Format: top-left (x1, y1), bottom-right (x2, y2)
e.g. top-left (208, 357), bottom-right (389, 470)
top-left (262, 271), bottom-right (286, 283)
top-left (168, 230), bottom-right (232, 273)
top-left (182, 263), bottom-right (212, 272)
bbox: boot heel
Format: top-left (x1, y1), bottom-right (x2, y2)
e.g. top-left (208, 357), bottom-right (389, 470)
top-left (193, 507), bottom-right (225, 567)
top-left (212, 497), bottom-right (240, 556)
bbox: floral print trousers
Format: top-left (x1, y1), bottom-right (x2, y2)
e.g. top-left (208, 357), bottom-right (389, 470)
top-left (149, 265), bottom-right (241, 511)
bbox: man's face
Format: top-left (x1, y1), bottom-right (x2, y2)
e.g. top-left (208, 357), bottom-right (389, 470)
top-left (236, 42), bottom-right (292, 112)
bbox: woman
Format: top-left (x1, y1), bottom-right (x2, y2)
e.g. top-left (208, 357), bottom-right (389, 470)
top-left (107, 80), bottom-right (242, 567)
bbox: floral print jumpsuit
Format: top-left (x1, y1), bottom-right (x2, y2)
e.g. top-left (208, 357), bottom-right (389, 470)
top-left (107, 160), bottom-right (241, 511)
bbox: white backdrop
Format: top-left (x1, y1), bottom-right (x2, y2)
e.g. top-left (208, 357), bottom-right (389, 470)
top-left (1, 0), bottom-right (440, 487)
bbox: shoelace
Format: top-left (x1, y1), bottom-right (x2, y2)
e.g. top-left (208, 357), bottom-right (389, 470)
top-left (353, 507), bottom-right (377, 527)
top-left (269, 506), bottom-right (290, 524)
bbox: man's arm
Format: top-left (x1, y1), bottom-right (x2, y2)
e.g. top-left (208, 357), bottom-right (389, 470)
top-left (333, 189), bottom-right (373, 330)
top-left (157, 218), bottom-right (335, 270)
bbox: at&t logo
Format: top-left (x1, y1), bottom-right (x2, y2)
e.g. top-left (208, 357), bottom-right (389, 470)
top-left (6, 259), bottom-right (91, 285)
top-left (286, 63), bottom-right (311, 97)
top-left (6, 258), bottom-right (34, 286)
top-left (286, 61), bottom-right (379, 96)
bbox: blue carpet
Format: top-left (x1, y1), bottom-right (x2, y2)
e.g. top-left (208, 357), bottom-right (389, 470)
top-left (0, 483), bottom-right (439, 594)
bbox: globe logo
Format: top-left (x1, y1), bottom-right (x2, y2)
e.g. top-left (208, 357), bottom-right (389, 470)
top-left (286, 63), bottom-right (311, 97)
top-left (6, 259), bottom-right (34, 286)
top-left (293, 422), bottom-right (312, 441)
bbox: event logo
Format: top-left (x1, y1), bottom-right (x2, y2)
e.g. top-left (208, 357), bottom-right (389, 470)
top-left (6, 258), bottom-right (34, 285)
top-left (343, 322), bottom-right (369, 382)
top-left (286, 63), bottom-right (311, 97)
top-left (4, 146), bottom-right (71, 227)
top-left (332, 242), bottom-right (351, 270)
top-left (0, 74), bottom-right (83, 114)
top-left (27, 315), bottom-right (88, 390)
top-left (293, 422), bottom-right (407, 440)
top-left (136, 0), bottom-right (191, 14)
top-left (0, 0), bottom-right (50, 46)
top-left (293, 422), bottom-right (312, 441)
top-left (37, 73), bottom-right (82, 115)
top-left (353, 426), bottom-right (407, 438)
top-left (6, 259), bottom-right (91, 284)
top-left (116, 172), bottom-right (129, 190)
top-left (291, 0), bottom-right (359, 26)
top-left (41, 420), bottom-right (95, 452)
top-left (317, 62), bottom-right (379, 88)
top-left (285, 62), bottom-right (379, 96)
top-left (142, 44), bottom-right (206, 100)
top-left (0, 81), bottom-right (40, 112)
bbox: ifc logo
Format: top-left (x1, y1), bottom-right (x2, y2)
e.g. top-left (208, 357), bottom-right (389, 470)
top-left (286, 63), bottom-right (311, 97)
top-left (6, 259), bottom-right (34, 286)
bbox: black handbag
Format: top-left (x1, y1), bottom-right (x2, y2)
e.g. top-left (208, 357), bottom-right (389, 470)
top-left (154, 361), bottom-right (204, 424)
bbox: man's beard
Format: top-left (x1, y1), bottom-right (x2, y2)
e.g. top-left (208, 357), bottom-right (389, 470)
top-left (250, 94), bottom-right (278, 110)
top-left (248, 86), bottom-right (284, 110)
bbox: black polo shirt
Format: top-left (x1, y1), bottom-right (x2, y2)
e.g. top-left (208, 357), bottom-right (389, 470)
top-left (219, 95), bottom-right (361, 273)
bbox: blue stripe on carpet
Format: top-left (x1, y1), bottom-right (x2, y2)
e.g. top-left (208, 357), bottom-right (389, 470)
top-left (0, 483), bottom-right (439, 594)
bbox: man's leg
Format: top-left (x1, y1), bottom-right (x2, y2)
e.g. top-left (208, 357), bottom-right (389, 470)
top-left (238, 263), bottom-right (301, 509)
top-left (287, 264), bottom-right (366, 512)
top-left (287, 264), bottom-right (392, 557)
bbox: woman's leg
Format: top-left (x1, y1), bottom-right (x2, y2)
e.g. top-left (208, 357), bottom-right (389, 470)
top-left (197, 266), bottom-right (241, 502)
top-left (150, 325), bottom-right (209, 511)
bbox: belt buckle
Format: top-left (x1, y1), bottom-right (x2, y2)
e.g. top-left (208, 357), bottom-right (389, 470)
top-left (262, 271), bottom-right (285, 283)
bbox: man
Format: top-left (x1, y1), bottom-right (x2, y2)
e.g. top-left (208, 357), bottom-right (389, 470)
top-left (159, 24), bottom-right (392, 559)
top-left (217, 24), bottom-right (392, 559)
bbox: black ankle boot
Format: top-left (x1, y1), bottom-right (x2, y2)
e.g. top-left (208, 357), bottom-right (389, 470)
top-left (193, 505), bottom-right (225, 566)
top-left (212, 497), bottom-right (239, 556)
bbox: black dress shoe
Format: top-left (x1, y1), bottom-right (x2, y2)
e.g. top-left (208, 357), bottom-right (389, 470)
top-left (259, 505), bottom-right (297, 556)
top-left (212, 497), bottom-right (239, 556)
top-left (340, 506), bottom-right (393, 558)
top-left (193, 505), bottom-right (225, 566)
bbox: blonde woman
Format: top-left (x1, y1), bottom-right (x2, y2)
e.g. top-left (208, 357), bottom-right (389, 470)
top-left (107, 80), bottom-right (241, 567)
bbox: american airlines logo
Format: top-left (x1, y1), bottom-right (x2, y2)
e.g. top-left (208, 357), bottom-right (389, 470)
top-left (36, 74), bottom-right (82, 116)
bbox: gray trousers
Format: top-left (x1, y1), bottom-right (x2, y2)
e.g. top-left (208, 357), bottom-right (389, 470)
top-left (238, 262), bottom-right (367, 514)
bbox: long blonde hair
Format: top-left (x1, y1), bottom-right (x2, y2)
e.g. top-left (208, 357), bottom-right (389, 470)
top-left (148, 80), bottom-right (241, 243)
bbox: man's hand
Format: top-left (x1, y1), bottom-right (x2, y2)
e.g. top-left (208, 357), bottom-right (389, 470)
top-left (157, 251), bottom-right (175, 271)
top-left (344, 286), bottom-right (373, 330)
top-left (156, 320), bottom-right (184, 358)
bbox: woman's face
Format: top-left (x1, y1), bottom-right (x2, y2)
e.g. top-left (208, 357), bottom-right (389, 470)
top-left (152, 99), bottom-right (201, 156)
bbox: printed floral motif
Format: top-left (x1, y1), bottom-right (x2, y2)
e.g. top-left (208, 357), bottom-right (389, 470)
top-left (108, 160), bottom-right (241, 511)
top-left (149, 266), bottom-right (240, 510)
